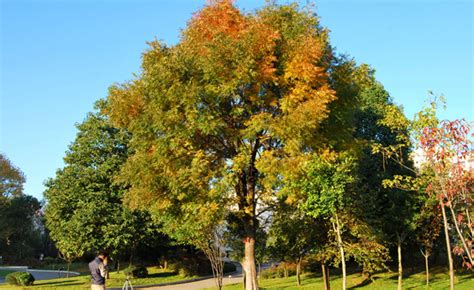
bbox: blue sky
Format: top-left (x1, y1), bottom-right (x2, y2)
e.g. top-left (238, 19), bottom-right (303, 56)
top-left (1, 0), bottom-right (472, 200)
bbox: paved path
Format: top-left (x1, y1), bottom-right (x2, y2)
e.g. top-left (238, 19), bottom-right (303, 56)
top-left (141, 273), bottom-right (243, 290)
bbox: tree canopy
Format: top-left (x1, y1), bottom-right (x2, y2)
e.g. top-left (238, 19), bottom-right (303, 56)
top-left (104, 2), bottom-right (391, 288)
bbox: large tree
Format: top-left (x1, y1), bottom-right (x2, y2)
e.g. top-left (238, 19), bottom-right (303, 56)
top-left (105, 2), bottom-right (376, 288)
top-left (353, 79), bottom-right (418, 290)
top-left (44, 104), bottom-right (160, 270)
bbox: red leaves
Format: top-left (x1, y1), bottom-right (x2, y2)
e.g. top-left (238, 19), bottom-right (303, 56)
top-left (421, 119), bottom-right (473, 202)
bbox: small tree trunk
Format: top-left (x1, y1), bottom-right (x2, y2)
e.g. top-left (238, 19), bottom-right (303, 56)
top-left (441, 201), bottom-right (455, 290)
top-left (424, 252), bottom-right (430, 286)
top-left (67, 261), bottom-right (71, 278)
top-left (332, 213), bottom-right (346, 290)
top-left (243, 237), bottom-right (258, 290)
top-left (396, 234), bottom-right (403, 290)
top-left (296, 257), bottom-right (302, 286)
top-left (322, 263), bottom-right (330, 290)
top-left (117, 261), bottom-right (121, 273)
top-left (284, 263), bottom-right (288, 278)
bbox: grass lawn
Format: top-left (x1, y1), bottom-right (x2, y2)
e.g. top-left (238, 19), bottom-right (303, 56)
top-left (209, 267), bottom-right (474, 290)
top-left (0, 266), bottom-right (196, 289)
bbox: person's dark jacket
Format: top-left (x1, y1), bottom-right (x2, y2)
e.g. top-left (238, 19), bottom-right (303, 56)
top-left (89, 257), bottom-right (107, 285)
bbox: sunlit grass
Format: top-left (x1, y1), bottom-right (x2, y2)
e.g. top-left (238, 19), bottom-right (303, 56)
top-left (208, 267), bottom-right (474, 290)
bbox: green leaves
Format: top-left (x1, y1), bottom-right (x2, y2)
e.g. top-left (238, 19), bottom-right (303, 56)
top-left (299, 153), bottom-right (355, 219)
top-left (44, 105), bottom-right (159, 260)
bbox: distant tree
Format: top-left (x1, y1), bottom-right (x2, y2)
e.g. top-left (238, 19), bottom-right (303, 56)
top-left (414, 191), bottom-right (442, 287)
top-left (267, 202), bottom-right (320, 286)
top-left (374, 95), bottom-right (473, 290)
top-left (0, 195), bottom-right (42, 261)
top-left (44, 103), bottom-right (160, 268)
top-left (0, 153), bottom-right (25, 199)
top-left (355, 80), bottom-right (418, 290)
top-left (299, 152), bottom-right (355, 290)
top-left (420, 118), bottom-right (473, 285)
top-left (0, 153), bottom-right (42, 262)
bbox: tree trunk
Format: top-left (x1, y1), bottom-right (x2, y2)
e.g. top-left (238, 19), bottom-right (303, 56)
top-left (117, 261), bottom-right (121, 273)
top-left (67, 261), bottom-right (71, 278)
top-left (441, 201), bottom-right (455, 290)
top-left (321, 263), bottom-right (330, 290)
top-left (396, 234), bottom-right (402, 290)
top-left (424, 252), bottom-right (430, 286)
top-left (243, 237), bottom-right (258, 290)
top-left (332, 213), bottom-right (346, 290)
top-left (284, 263), bottom-right (288, 278)
top-left (296, 257), bottom-right (302, 286)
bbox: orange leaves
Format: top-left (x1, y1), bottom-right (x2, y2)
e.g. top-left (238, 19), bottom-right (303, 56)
top-left (106, 81), bottom-right (144, 129)
top-left (278, 32), bottom-right (335, 140)
top-left (184, 0), bottom-right (245, 48)
top-left (183, 0), bottom-right (280, 90)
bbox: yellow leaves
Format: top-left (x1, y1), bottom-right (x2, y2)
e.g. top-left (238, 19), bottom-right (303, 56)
top-left (277, 84), bottom-right (337, 148)
top-left (382, 175), bottom-right (420, 191)
top-left (243, 112), bottom-right (272, 137)
top-left (106, 81), bottom-right (144, 129)
top-left (284, 34), bottom-right (326, 83)
top-left (377, 104), bottom-right (411, 145)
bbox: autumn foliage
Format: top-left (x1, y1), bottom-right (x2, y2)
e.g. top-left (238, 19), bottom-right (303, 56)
top-left (421, 119), bottom-right (473, 269)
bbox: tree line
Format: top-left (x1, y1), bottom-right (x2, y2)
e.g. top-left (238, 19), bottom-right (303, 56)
top-left (1, 1), bottom-right (471, 290)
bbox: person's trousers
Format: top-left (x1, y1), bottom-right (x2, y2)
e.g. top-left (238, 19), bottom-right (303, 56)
top-left (91, 284), bottom-right (106, 290)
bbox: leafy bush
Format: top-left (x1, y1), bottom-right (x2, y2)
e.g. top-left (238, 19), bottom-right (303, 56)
top-left (5, 271), bottom-right (35, 286)
top-left (5, 272), bottom-right (21, 285)
top-left (123, 265), bottom-right (148, 278)
top-left (17, 272), bottom-right (35, 286)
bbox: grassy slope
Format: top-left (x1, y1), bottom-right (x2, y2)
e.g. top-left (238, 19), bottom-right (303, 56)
top-left (214, 267), bottom-right (474, 290)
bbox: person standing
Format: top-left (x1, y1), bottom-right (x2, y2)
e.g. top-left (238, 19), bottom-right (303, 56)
top-left (89, 250), bottom-right (109, 290)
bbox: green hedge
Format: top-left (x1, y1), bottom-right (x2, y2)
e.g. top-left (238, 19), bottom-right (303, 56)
top-left (5, 271), bottom-right (35, 286)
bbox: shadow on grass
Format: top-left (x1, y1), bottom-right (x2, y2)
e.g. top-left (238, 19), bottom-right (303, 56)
top-left (35, 280), bottom-right (86, 287)
top-left (350, 277), bottom-right (380, 289)
top-left (147, 271), bottom-right (178, 279)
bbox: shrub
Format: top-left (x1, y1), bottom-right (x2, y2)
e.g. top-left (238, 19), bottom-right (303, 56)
top-left (5, 272), bottom-right (35, 286)
top-left (123, 265), bottom-right (148, 278)
top-left (5, 272), bottom-right (21, 285)
top-left (17, 272), bottom-right (35, 286)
